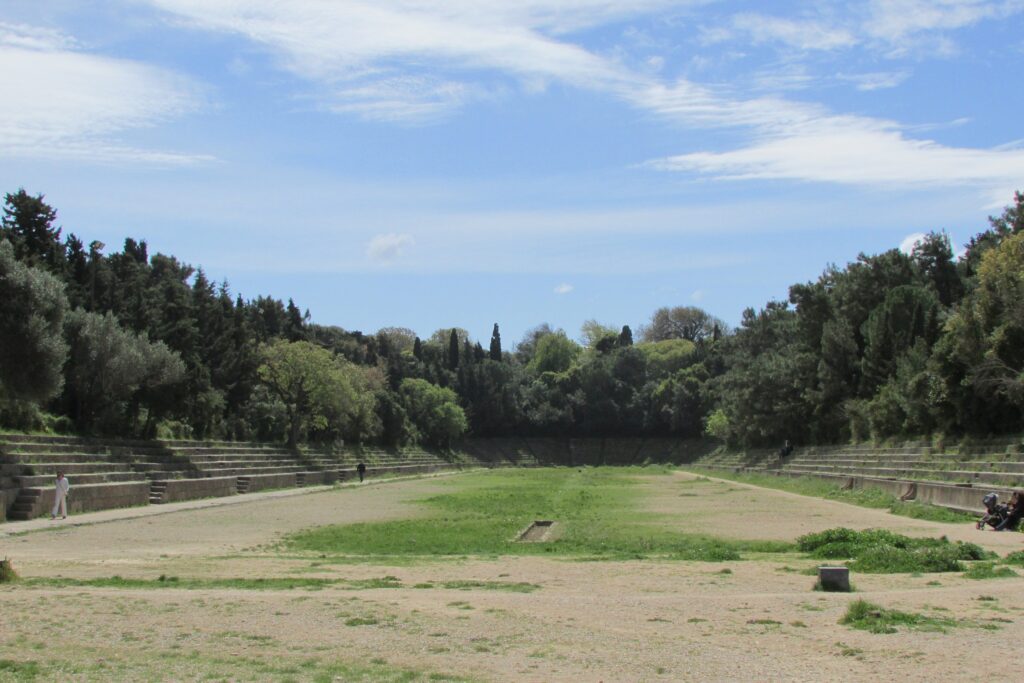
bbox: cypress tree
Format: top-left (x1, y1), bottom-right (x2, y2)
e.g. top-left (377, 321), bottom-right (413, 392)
top-left (448, 328), bottom-right (460, 370)
top-left (413, 336), bottom-right (423, 360)
top-left (489, 323), bottom-right (502, 361)
top-left (618, 325), bottom-right (633, 347)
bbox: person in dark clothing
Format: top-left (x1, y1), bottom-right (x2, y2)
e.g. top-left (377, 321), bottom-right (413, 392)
top-left (977, 492), bottom-right (1009, 530)
top-left (778, 440), bottom-right (794, 458)
top-left (993, 491), bottom-right (1023, 531)
top-left (356, 462), bottom-right (366, 483)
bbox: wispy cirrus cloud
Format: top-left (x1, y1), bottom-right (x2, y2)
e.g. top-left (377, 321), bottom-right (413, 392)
top-left (0, 22), bottom-right (210, 164)
top-left (140, 1), bottom-right (1024, 197)
top-left (704, 13), bottom-right (858, 51)
top-left (648, 111), bottom-right (1024, 194)
top-left (145, 0), bottom-right (672, 121)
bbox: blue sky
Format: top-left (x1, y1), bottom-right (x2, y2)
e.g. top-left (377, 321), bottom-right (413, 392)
top-left (2, 1), bottom-right (1022, 346)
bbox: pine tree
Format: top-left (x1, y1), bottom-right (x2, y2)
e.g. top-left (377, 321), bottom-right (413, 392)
top-left (489, 323), bottom-right (502, 361)
top-left (1, 189), bottom-right (64, 271)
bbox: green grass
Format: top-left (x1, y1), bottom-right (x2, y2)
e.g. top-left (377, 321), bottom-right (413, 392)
top-left (0, 659), bottom-right (40, 680)
top-left (284, 468), bottom-right (793, 561)
top-left (18, 575), bottom-right (542, 594)
top-left (839, 599), bottom-right (960, 634)
top-left (963, 562), bottom-right (1018, 580)
top-left (798, 527), bottom-right (991, 573)
top-left (1002, 551), bottom-right (1024, 565)
top-left (686, 468), bottom-right (976, 523)
top-left (21, 576), bottom-right (341, 591)
top-left (0, 653), bottom-right (471, 683)
top-left (0, 561), bottom-right (18, 584)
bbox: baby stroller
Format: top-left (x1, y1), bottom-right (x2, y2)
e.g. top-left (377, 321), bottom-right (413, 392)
top-left (977, 492), bottom-right (1008, 530)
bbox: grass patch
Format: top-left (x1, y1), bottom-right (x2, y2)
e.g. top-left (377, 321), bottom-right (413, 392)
top-left (1002, 551), bottom-right (1024, 565)
top-left (687, 469), bottom-right (976, 523)
top-left (284, 468), bottom-right (793, 561)
top-left (0, 560), bottom-right (18, 584)
top-left (439, 580), bottom-right (540, 593)
top-left (963, 563), bottom-right (1018, 580)
top-left (21, 575), bottom-right (425, 592)
top-left (798, 528), bottom-right (990, 573)
top-left (839, 600), bottom-right (958, 634)
top-left (0, 659), bottom-right (40, 679)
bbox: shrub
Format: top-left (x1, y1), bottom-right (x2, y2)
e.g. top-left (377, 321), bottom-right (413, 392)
top-left (798, 527), bottom-right (990, 573)
top-left (0, 559), bottom-right (19, 583)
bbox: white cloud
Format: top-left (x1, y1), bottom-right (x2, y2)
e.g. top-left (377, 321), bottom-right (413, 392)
top-left (0, 22), bottom-right (77, 51)
top-left (145, 0), bottom-right (677, 121)
top-left (138, 0), bottom-right (1024, 196)
top-left (838, 70), bottom-right (911, 91)
top-left (690, 288), bottom-right (705, 302)
top-left (554, 283), bottom-right (574, 294)
top-left (0, 25), bottom-right (209, 164)
top-left (899, 232), bottom-right (927, 255)
top-left (366, 233), bottom-right (415, 262)
top-left (649, 114), bottom-right (1024, 193)
top-left (727, 14), bottom-right (858, 51)
top-left (864, 0), bottom-right (1024, 44)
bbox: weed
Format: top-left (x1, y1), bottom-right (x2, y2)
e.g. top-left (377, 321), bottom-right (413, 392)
top-left (439, 580), bottom-right (540, 593)
top-left (835, 642), bottom-right (863, 657)
top-left (1002, 551), bottom-right (1024, 566)
top-left (839, 600), bottom-right (958, 634)
top-left (963, 563), bottom-right (1018, 580)
top-left (798, 527), bottom-right (989, 573)
top-left (0, 559), bottom-right (19, 584)
top-left (0, 659), bottom-right (40, 678)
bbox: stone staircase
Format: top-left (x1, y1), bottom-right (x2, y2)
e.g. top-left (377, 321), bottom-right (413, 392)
top-left (692, 437), bottom-right (1024, 513)
top-left (1, 434), bottom-right (462, 521)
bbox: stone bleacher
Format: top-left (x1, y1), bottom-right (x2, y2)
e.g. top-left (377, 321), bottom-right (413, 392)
top-left (693, 438), bottom-right (1024, 513)
top-left (0, 434), bottom-right (461, 522)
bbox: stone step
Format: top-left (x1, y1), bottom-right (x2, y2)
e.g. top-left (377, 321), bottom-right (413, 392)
top-left (15, 472), bottom-right (148, 487)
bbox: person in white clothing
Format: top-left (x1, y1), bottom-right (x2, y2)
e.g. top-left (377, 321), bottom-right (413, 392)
top-left (51, 471), bottom-right (70, 520)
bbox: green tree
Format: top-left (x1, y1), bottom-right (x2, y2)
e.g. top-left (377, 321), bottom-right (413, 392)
top-left (447, 328), bottom-right (460, 370)
top-left (399, 378), bottom-right (468, 448)
top-left (62, 309), bottom-right (186, 433)
top-left (256, 340), bottom-right (366, 447)
top-left (528, 331), bottom-right (580, 374)
top-left (641, 306), bottom-right (726, 343)
top-left (0, 240), bottom-right (69, 408)
top-left (489, 323), bottom-right (502, 361)
top-left (1, 189), bottom-right (64, 271)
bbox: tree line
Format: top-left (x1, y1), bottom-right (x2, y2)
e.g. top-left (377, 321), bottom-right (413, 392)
top-left (1, 188), bottom-right (1021, 449)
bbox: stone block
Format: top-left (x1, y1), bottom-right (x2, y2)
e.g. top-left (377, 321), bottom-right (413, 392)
top-left (818, 566), bottom-right (850, 592)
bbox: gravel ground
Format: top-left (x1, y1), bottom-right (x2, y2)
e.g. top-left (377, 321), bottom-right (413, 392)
top-left (1, 470), bottom-right (1022, 682)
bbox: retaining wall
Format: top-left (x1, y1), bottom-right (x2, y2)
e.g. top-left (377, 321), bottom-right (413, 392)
top-left (153, 477), bottom-right (237, 504)
top-left (758, 469), bottom-right (1011, 514)
top-left (242, 473), bottom-right (298, 492)
top-left (21, 482), bottom-right (151, 519)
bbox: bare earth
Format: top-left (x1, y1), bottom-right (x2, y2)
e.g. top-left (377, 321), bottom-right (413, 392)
top-left (2, 470), bottom-right (1023, 682)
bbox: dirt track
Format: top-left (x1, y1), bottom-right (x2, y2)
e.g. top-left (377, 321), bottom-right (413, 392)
top-left (1, 471), bottom-right (1022, 681)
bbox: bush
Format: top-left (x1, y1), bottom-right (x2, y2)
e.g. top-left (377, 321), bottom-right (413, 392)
top-left (0, 559), bottom-right (19, 583)
top-left (156, 419), bottom-right (193, 440)
top-left (798, 527), bottom-right (990, 573)
top-left (848, 545), bottom-right (964, 574)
